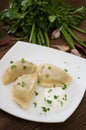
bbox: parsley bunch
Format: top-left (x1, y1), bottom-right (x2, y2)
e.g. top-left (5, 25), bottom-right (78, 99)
top-left (0, 0), bottom-right (86, 48)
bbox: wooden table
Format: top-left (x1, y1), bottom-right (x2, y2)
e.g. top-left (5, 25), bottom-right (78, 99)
top-left (0, 0), bottom-right (86, 130)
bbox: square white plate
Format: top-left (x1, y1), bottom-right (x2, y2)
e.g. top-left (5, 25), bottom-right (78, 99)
top-left (0, 41), bottom-right (86, 123)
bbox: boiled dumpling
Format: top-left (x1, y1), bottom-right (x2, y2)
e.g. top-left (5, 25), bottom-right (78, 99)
top-left (2, 58), bottom-right (37, 85)
top-left (37, 64), bottom-right (72, 87)
top-left (11, 73), bottom-right (38, 109)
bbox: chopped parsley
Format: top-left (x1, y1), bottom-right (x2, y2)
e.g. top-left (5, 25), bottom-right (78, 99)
top-left (77, 77), bottom-right (80, 79)
top-left (53, 84), bottom-right (56, 88)
top-left (62, 83), bottom-right (67, 90)
top-left (54, 95), bottom-right (59, 99)
top-left (33, 102), bottom-right (37, 107)
top-left (10, 61), bottom-right (14, 64)
top-left (44, 99), bottom-right (52, 104)
top-left (48, 66), bottom-right (52, 70)
top-left (35, 91), bottom-right (39, 96)
top-left (48, 89), bottom-right (52, 93)
top-left (21, 58), bottom-right (26, 63)
top-left (23, 65), bottom-right (27, 70)
top-left (62, 94), bottom-right (67, 101)
top-left (64, 68), bottom-right (68, 72)
top-left (60, 101), bottom-right (63, 107)
top-left (37, 79), bottom-right (41, 84)
top-left (11, 65), bottom-right (17, 69)
top-left (41, 107), bottom-right (50, 113)
top-left (45, 74), bottom-right (50, 78)
top-left (17, 81), bottom-right (26, 87)
top-left (64, 61), bottom-right (67, 64)
top-left (64, 94), bottom-right (67, 101)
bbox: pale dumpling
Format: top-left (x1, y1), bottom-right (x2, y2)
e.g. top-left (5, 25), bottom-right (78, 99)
top-left (37, 64), bottom-right (72, 87)
top-left (2, 59), bottom-right (37, 85)
top-left (11, 73), bottom-right (38, 109)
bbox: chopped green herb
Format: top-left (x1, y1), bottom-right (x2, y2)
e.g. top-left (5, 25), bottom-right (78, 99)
top-left (37, 79), bottom-right (41, 84)
top-left (45, 99), bottom-right (52, 104)
top-left (11, 65), bottom-right (17, 69)
top-left (23, 65), bottom-right (27, 70)
top-left (60, 101), bottom-right (63, 107)
top-left (35, 91), bottom-right (39, 96)
top-left (62, 94), bottom-right (67, 101)
top-left (30, 62), bottom-right (33, 65)
top-left (10, 61), bottom-right (14, 64)
top-left (33, 102), bottom-right (37, 108)
top-left (54, 95), bottom-right (59, 99)
top-left (48, 66), bottom-right (52, 70)
top-left (21, 81), bottom-right (26, 87)
top-left (45, 74), bottom-right (50, 78)
top-left (53, 84), bottom-right (56, 88)
top-left (64, 94), bottom-right (67, 100)
top-left (64, 69), bottom-right (68, 72)
top-left (17, 81), bottom-right (26, 87)
top-left (64, 61), bottom-right (67, 64)
top-left (17, 82), bottom-right (21, 85)
top-left (78, 77), bottom-right (80, 79)
top-left (62, 83), bottom-right (67, 90)
top-left (41, 107), bottom-right (50, 113)
top-left (21, 58), bottom-right (26, 63)
top-left (48, 89), bottom-right (52, 93)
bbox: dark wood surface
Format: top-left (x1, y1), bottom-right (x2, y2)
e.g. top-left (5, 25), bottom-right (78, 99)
top-left (0, 0), bottom-right (86, 130)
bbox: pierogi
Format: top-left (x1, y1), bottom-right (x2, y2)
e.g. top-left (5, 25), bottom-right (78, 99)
top-left (11, 73), bottom-right (38, 109)
top-left (37, 64), bottom-right (72, 87)
top-left (2, 59), bottom-right (37, 85)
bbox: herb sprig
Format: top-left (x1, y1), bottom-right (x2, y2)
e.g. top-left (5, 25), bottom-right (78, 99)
top-left (0, 0), bottom-right (86, 49)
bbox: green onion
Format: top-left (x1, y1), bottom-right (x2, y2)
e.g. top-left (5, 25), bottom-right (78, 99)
top-left (61, 27), bottom-right (75, 49)
top-left (71, 25), bottom-right (86, 34)
top-left (67, 27), bottom-right (86, 48)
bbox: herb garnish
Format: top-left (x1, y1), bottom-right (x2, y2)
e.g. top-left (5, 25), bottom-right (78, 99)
top-left (41, 107), bottom-right (50, 113)
top-left (48, 89), bottom-right (52, 93)
top-left (1, 0), bottom-right (86, 50)
top-left (54, 95), bottom-right (59, 99)
top-left (48, 66), bottom-right (52, 70)
top-left (23, 65), bottom-right (27, 70)
top-left (62, 83), bottom-right (67, 90)
top-left (35, 91), bottom-right (39, 96)
top-left (33, 102), bottom-right (37, 108)
top-left (44, 99), bottom-right (52, 104)
top-left (17, 81), bottom-right (26, 87)
top-left (21, 58), bottom-right (26, 63)
top-left (11, 65), bottom-right (17, 69)
top-left (45, 74), bottom-right (50, 78)
top-left (10, 61), bottom-right (14, 64)
top-left (64, 69), bottom-right (68, 72)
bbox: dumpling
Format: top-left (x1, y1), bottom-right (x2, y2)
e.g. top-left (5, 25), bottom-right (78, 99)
top-left (11, 73), bottom-right (38, 109)
top-left (2, 58), bottom-right (37, 85)
top-left (37, 64), bottom-right (72, 87)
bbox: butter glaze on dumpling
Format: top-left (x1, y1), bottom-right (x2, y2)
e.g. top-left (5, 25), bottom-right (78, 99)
top-left (37, 64), bottom-right (72, 87)
top-left (11, 73), bottom-right (38, 109)
top-left (2, 59), bottom-right (37, 85)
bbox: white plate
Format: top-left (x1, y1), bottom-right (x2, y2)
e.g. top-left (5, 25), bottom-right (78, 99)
top-left (0, 41), bottom-right (86, 123)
